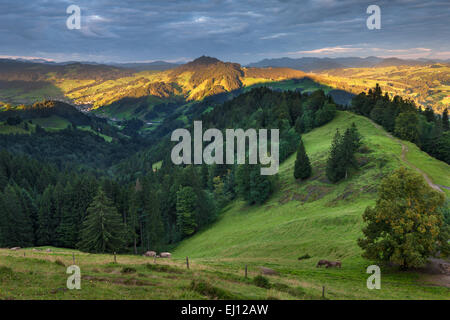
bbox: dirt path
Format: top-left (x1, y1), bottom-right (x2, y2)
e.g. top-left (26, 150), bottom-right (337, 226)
top-left (369, 120), bottom-right (445, 193)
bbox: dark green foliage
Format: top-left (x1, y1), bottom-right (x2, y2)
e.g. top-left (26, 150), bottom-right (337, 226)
top-left (77, 188), bottom-right (125, 253)
top-left (395, 112), bottom-right (420, 143)
top-left (442, 108), bottom-right (449, 131)
top-left (6, 116), bottom-right (22, 125)
top-left (121, 266), bottom-right (137, 274)
top-left (253, 275), bottom-right (271, 289)
top-left (294, 136), bottom-right (311, 180)
top-left (0, 266), bottom-right (15, 280)
top-left (326, 130), bottom-right (345, 183)
top-left (0, 184), bottom-right (34, 247)
top-left (176, 186), bottom-right (198, 237)
top-left (189, 279), bottom-right (238, 299)
top-left (326, 123), bottom-right (362, 183)
top-left (236, 164), bottom-right (274, 205)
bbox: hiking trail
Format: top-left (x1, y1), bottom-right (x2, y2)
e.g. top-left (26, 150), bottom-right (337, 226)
top-left (369, 120), bottom-right (446, 193)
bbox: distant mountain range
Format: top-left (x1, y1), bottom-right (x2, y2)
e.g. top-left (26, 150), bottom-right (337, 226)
top-left (247, 56), bottom-right (450, 71)
top-left (2, 57), bottom-right (181, 71)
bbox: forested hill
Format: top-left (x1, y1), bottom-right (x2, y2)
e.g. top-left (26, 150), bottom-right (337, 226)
top-left (0, 100), bottom-right (151, 170)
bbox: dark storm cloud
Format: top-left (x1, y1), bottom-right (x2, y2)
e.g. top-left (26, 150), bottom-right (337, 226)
top-left (0, 0), bottom-right (448, 63)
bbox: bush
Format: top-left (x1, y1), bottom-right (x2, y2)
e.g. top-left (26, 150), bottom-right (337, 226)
top-left (54, 259), bottom-right (65, 267)
top-left (0, 266), bottom-right (15, 280)
top-left (189, 280), bottom-right (237, 299)
top-left (146, 263), bottom-right (183, 274)
top-left (297, 254), bottom-right (311, 260)
top-left (253, 275), bottom-right (271, 289)
top-left (121, 267), bottom-right (137, 274)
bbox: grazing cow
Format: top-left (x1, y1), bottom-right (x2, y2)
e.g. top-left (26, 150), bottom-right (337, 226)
top-left (260, 267), bottom-right (278, 276)
top-left (10, 247), bottom-right (21, 251)
top-left (143, 251), bottom-right (156, 257)
top-left (316, 260), bottom-right (330, 267)
top-left (326, 261), bottom-right (342, 268)
top-left (160, 252), bottom-right (171, 258)
top-left (46, 248), bottom-right (52, 252)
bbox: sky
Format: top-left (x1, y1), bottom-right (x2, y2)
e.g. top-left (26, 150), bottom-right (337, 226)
top-left (0, 0), bottom-right (449, 64)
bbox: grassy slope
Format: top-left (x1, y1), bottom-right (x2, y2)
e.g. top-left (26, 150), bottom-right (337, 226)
top-left (173, 111), bottom-right (450, 299)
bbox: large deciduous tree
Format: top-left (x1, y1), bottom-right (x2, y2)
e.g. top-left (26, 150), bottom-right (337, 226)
top-left (358, 167), bottom-right (449, 269)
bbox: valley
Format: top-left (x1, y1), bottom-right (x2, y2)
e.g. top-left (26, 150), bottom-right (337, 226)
top-left (1, 111), bottom-right (449, 300)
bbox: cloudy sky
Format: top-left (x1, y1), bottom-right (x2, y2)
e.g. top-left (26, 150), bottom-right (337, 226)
top-left (0, 0), bottom-right (449, 64)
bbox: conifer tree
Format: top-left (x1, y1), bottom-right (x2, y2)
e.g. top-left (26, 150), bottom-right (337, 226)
top-left (78, 188), bottom-right (125, 253)
top-left (294, 136), bottom-right (312, 180)
top-left (37, 186), bottom-right (56, 245)
top-left (141, 178), bottom-right (164, 251)
top-left (326, 129), bottom-right (345, 182)
top-left (176, 186), bottom-right (197, 237)
top-left (2, 185), bottom-right (34, 247)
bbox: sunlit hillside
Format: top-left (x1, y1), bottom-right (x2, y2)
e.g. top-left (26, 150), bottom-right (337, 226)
top-left (316, 64), bottom-right (450, 113)
top-left (0, 57), bottom-right (311, 110)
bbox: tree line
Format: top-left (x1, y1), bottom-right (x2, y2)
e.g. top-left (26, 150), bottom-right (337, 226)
top-left (348, 84), bottom-right (449, 163)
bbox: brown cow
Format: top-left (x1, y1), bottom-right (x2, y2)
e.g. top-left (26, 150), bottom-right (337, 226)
top-left (316, 260), bottom-right (330, 267)
top-left (260, 267), bottom-right (278, 275)
top-left (326, 261), bottom-right (342, 268)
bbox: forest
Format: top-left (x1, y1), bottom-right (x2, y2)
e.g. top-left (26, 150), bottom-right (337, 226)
top-left (0, 87), bottom-right (338, 253)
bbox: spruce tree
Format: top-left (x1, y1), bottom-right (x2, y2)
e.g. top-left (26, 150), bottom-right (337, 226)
top-left (249, 165), bottom-right (273, 205)
top-left (141, 178), bottom-right (164, 251)
top-left (77, 188), bottom-right (125, 253)
top-left (326, 129), bottom-right (346, 183)
top-left (176, 186), bottom-right (198, 237)
top-left (37, 186), bottom-right (56, 245)
top-left (294, 136), bottom-right (312, 180)
top-left (2, 185), bottom-right (34, 247)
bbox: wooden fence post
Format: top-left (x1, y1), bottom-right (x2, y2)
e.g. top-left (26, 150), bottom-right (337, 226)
top-left (114, 252), bottom-right (117, 264)
top-left (245, 265), bottom-right (248, 279)
top-left (186, 257), bottom-right (189, 269)
top-left (72, 253), bottom-right (75, 264)
top-left (322, 286), bottom-right (325, 299)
